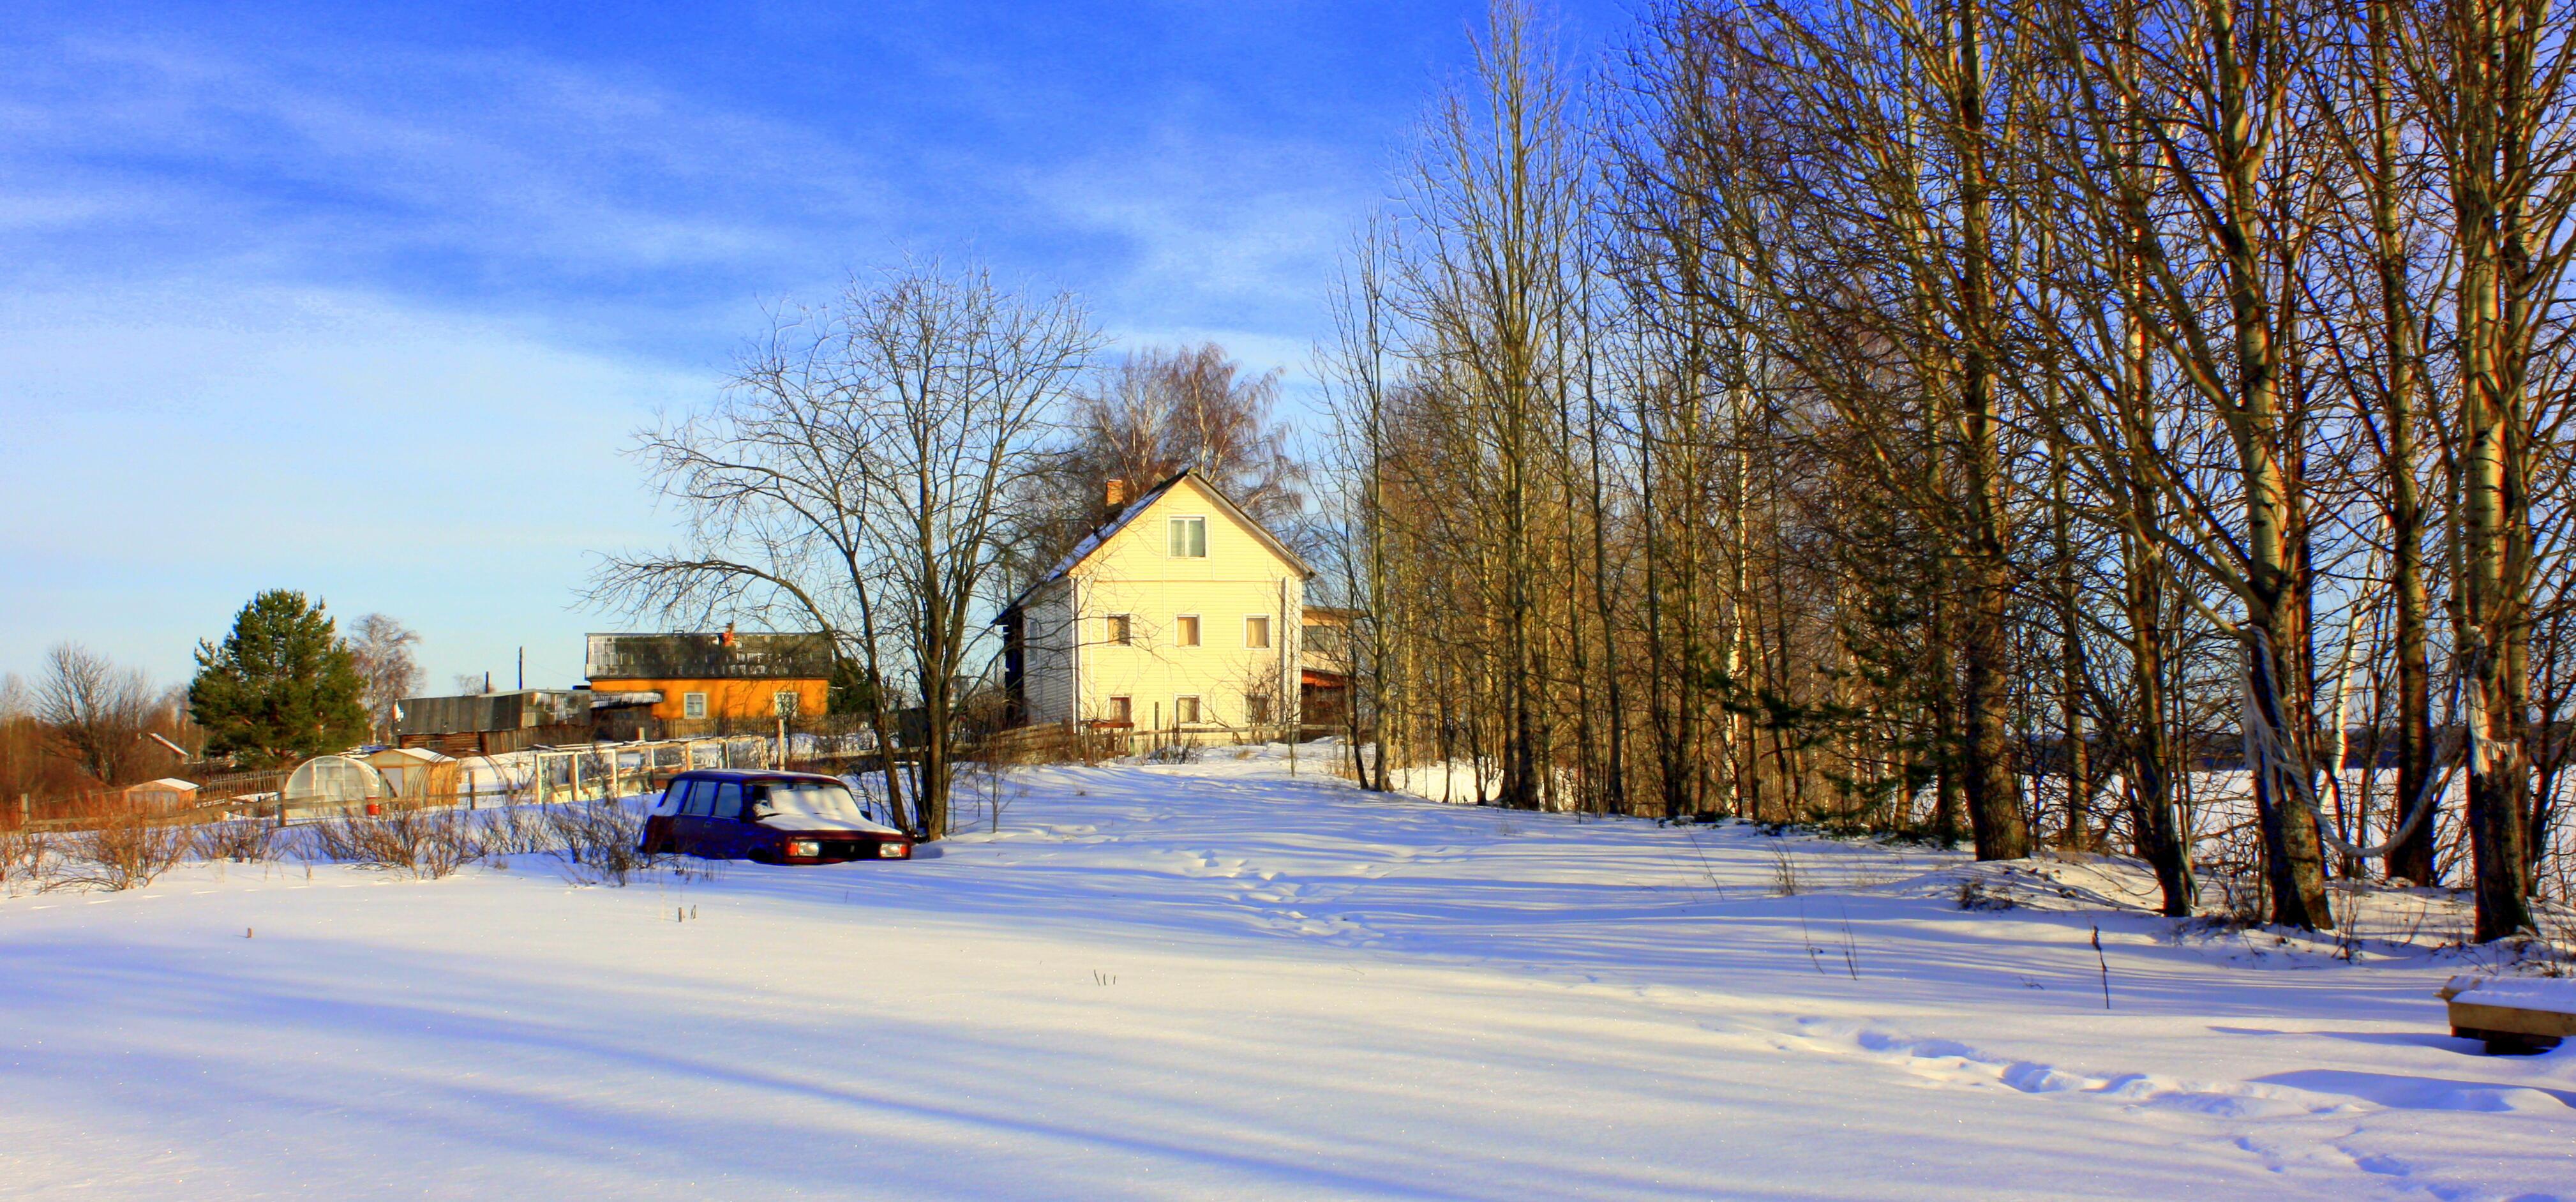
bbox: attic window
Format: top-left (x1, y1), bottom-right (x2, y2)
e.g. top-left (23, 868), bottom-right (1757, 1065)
top-left (1168, 516), bottom-right (1207, 558)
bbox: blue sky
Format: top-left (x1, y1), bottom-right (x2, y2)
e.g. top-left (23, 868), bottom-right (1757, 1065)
top-left (0, 1), bottom-right (1619, 695)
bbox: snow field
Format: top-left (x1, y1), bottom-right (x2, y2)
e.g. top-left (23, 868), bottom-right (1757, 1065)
top-left (1, 745), bottom-right (2570, 1199)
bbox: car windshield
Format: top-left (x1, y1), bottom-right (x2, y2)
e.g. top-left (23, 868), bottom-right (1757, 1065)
top-left (753, 781), bottom-right (893, 832)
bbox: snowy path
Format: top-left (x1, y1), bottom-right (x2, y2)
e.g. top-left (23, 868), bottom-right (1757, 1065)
top-left (1, 748), bottom-right (2569, 1199)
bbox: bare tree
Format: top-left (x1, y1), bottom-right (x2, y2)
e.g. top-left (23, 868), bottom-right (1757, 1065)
top-left (593, 259), bottom-right (1099, 839)
top-left (347, 614), bottom-right (424, 741)
top-left (1014, 343), bottom-right (1307, 579)
top-left (37, 644), bottom-right (160, 786)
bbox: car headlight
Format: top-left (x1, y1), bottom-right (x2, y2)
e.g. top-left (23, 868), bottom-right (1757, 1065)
top-left (786, 839), bottom-right (820, 858)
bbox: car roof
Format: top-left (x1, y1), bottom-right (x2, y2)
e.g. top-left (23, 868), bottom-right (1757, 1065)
top-left (673, 768), bottom-right (841, 783)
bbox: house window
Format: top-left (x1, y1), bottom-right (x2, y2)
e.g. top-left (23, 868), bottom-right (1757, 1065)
top-left (774, 691), bottom-right (798, 717)
top-left (1168, 516), bottom-right (1208, 558)
top-left (684, 692), bottom-right (708, 719)
top-left (1107, 696), bottom-right (1132, 726)
top-left (1176, 615), bottom-right (1201, 647)
top-left (1174, 695), bottom-right (1201, 725)
top-left (1107, 614), bottom-right (1132, 645)
top-left (1247, 693), bottom-right (1273, 725)
top-left (1245, 615), bottom-right (1271, 649)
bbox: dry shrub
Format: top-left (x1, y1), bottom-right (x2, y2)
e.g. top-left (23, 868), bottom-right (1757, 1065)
top-left (471, 805), bottom-right (558, 857)
top-left (0, 826), bottom-right (50, 892)
top-left (195, 818), bottom-right (278, 864)
top-left (306, 806), bottom-right (478, 880)
top-left (1956, 876), bottom-right (2014, 912)
top-left (544, 800), bottom-right (657, 886)
top-left (49, 813), bottom-right (191, 892)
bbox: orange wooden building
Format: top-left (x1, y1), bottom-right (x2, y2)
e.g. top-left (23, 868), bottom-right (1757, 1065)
top-left (585, 627), bottom-right (832, 737)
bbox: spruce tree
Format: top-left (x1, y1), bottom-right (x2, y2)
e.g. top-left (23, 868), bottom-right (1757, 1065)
top-left (188, 590), bottom-right (371, 766)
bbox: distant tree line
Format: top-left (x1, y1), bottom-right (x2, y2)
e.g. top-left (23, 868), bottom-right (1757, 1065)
top-left (3, 592), bottom-right (417, 806)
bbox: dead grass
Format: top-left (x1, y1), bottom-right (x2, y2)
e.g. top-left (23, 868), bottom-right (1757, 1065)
top-left (1769, 839), bottom-right (1804, 898)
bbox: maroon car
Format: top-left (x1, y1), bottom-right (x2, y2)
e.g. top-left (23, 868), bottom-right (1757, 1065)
top-left (641, 769), bottom-right (913, 864)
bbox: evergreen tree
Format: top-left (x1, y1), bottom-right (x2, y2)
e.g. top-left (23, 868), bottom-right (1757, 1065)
top-left (188, 590), bottom-right (370, 766)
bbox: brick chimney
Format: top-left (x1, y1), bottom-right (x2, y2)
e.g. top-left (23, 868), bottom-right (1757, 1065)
top-left (1105, 477), bottom-right (1128, 511)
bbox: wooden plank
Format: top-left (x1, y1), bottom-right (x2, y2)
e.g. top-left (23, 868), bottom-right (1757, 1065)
top-left (2449, 999), bottom-right (2576, 1039)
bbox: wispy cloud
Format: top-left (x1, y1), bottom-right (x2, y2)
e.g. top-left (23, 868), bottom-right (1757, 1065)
top-left (0, 34), bottom-right (895, 299)
top-left (0, 2), bottom-right (1491, 685)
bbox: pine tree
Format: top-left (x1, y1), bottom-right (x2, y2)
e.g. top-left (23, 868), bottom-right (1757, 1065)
top-left (188, 590), bottom-right (370, 767)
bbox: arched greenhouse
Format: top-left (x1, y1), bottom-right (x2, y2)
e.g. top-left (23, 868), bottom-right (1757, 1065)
top-left (281, 755), bottom-right (391, 809)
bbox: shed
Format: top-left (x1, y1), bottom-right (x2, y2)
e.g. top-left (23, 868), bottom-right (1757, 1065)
top-left (118, 778), bottom-right (200, 811)
top-left (364, 747), bottom-right (452, 800)
top-left (395, 689), bottom-right (594, 755)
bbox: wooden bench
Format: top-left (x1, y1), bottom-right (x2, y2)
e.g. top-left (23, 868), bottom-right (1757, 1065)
top-left (2440, 976), bottom-right (2576, 1055)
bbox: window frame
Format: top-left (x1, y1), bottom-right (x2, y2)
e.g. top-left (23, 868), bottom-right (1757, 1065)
top-left (1175, 615), bottom-right (1201, 647)
top-left (683, 691), bottom-right (708, 720)
top-left (1167, 515), bottom-right (1208, 559)
top-left (1174, 695), bottom-right (1202, 726)
top-left (1245, 614), bottom-right (1272, 649)
top-left (1106, 695), bottom-right (1132, 726)
top-left (712, 781), bottom-right (745, 821)
top-left (773, 690), bottom-right (798, 717)
top-left (1106, 614), bottom-right (1132, 645)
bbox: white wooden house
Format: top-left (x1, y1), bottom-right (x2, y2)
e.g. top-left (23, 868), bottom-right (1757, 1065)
top-left (998, 470), bottom-right (1317, 742)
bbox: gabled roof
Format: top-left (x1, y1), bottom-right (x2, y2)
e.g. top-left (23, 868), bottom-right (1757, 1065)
top-left (998, 469), bottom-right (1313, 620)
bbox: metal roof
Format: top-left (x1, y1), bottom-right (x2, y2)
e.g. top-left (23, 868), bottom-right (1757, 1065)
top-left (997, 468), bottom-right (1314, 620)
top-left (585, 631), bottom-right (833, 680)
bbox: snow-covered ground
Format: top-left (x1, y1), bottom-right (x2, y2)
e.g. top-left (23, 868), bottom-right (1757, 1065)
top-left (2, 746), bottom-right (2570, 1200)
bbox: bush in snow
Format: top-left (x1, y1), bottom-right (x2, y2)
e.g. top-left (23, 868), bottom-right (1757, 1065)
top-left (194, 818), bottom-right (279, 864)
top-left (47, 812), bottom-right (191, 892)
top-left (543, 800), bottom-right (664, 887)
top-left (305, 806), bottom-right (477, 880)
top-left (0, 825), bottom-right (49, 893)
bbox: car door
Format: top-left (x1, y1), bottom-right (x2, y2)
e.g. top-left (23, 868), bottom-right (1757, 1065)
top-left (643, 779), bottom-right (692, 852)
top-left (671, 778), bottom-right (724, 855)
top-left (705, 781), bottom-right (751, 858)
